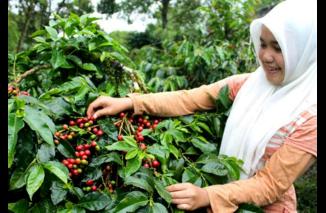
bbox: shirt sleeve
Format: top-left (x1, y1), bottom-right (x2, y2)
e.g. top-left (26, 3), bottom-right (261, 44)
top-left (285, 114), bottom-right (317, 157)
top-left (204, 141), bottom-right (316, 212)
top-left (128, 73), bottom-right (250, 117)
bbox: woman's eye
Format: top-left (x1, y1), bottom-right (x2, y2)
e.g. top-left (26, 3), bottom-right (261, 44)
top-left (260, 43), bottom-right (267, 48)
top-left (274, 45), bottom-right (282, 52)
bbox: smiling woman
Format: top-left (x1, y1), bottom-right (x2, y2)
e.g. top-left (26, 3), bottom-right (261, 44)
top-left (87, 0), bottom-right (316, 212)
top-left (259, 25), bottom-right (285, 85)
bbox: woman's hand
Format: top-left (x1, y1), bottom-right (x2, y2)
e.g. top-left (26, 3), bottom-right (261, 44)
top-left (86, 96), bottom-right (133, 119)
top-left (166, 183), bottom-right (210, 211)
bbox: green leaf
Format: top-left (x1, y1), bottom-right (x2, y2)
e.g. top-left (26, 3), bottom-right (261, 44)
top-left (147, 203), bottom-right (169, 213)
top-left (81, 167), bottom-right (102, 182)
top-left (168, 144), bottom-right (180, 158)
top-left (82, 63), bottom-right (98, 71)
top-left (197, 122), bottom-right (214, 136)
top-left (8, 113), bottom-right (24, 168)
top-left (74, 86), bottom-right (90, 105)
top-left (88, 42), bottom-right (96, 51)
top-left (77, 192), bottom-right (111, 211)
top-left (89, 152), bottom-right (123, 167)
top-left (212, 117), bottom-right (221, 136)
top-left (42, 161), bottom-right (69, 184)
top-left (153, 178), bottom-right (172, 203)
top-left (124, 156), bottom-right (142, 177)
top-left (45, 26), bottom-right (58, 41)
top-left (56, 139), bottom-right (75, 158)
top-left (8, 199), bottom-right (29, 213)
top-left (125, 148), bottom-right (139, 160)
top-left (201, 162), bottom-right (228, 176)
top-left (217, 85), bottom-right (232, 110)
top-left (26, 164), bottom-right (45, 200)
top-left (182, 167), bottom-right (202, 186)
top-left (9, 169), bottom-right (27, 190)
top-left (114, 191), bottom-right (148, 213)
top-left (124, 176), bottom-right (153, 193)
top-left (67, 55), bottom-right (83, 67)
top-left (57, 207), bottom-right (86, 213)
top-left (43, 97), bottom-right (72, 117)
top-left (37, 143), bottom-right (55, 163)
top-left (191, 137), bottom-right (217, 153)
top-left (23, 105), bottom-right (55, 145)
top-left (106, 141), bottom-right (137, 152)
top-left (50, 180), bottom-right (68, 205)
top-left (50, 49), bottom-right (69, 69)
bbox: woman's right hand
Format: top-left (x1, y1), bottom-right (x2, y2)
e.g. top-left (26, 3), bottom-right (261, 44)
top-left (86, 96), bottom-right (133, 119)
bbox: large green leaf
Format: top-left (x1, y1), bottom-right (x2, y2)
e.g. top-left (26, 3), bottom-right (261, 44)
top-left (82, 63), bottom-right (98, 71)
top-left (77, 192), bottom-right (111, 211)
top-left (89, 152), bottom-right (123, 167)
top-left (106, 141), bottom-right (137, 152)
top-left (50, 49), bottom-right (70, 69)
top-left (124, 156), bottom-right (142, 177)
top-left (50, 180), bottom-right (68, 205)
top-left (23, 105), bottom-right (55, 145)
top-left (56, 139), bottom-right (75, 158)
top-left (191, 137), bottom-right (217, 153)
top-left (37, 143), bottom-right (55, 163)
top-left (124, 176), bottom-right (153, 193)
top-left (148, 203), bottom-right (169, 213)
top-left (114, 191), bottom-right (148, 213)
top-left (45, 26), bottom-right (58, 41)
top-left (9, 168), bottom-right (27, 190)
top-left (201, 162), bottom-right (228, 176)
top-left (153, 178), bottom-right (172, 203)
top-left (8, 199), bottom-right (29, 213)
top-left (42, 97), bottom-right (72, 117)
top-left (26, 164), bottom-right (45, 200)
top-left (182, 167), bottom-right (202, 186)
top-left (42, 161), bottom-right (69, 184)
top-left (125, 148), bottom-right (139, 160)
top-left (57, 207), bottom-right (86, 213)
top-left (8, 113), bottom-right (24, 168)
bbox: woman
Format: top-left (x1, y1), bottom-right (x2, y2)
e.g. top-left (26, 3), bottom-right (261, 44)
top-left (87, 0), bottom-right (316, 212)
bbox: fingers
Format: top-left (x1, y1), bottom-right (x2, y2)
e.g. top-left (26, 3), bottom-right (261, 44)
top-left (87, 96), bottom-right (108, 118)
top-left (170, 190), bottom-right (192, 199)
top-left (92, 108), bottom-right (109, 119)
top-left (171, 198), bottom-right (190, 204)
top-left (166, 183), bottom-right (191, 192)
top-left (176, 204), bottom-right (191, 211)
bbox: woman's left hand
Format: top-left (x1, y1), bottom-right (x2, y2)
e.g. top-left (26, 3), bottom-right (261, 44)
top-left (166, 183), bottom-right (210, 211)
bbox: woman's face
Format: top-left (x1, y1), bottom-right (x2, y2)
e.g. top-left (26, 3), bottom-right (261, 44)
top-left (259, 25), bottom-right (285, 85)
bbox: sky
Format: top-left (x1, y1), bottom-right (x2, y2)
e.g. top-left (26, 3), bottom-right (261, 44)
top-left (9, 0), bottom-right (157, 33)
top-left (90, 0), bottom-right (157, 33)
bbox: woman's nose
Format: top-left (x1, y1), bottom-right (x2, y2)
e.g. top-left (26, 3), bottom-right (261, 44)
top-left (262, 50), bottom-right (274, 63)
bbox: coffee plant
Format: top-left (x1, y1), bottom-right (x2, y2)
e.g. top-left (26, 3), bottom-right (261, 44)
top-left (8, 13), bottom-right (262, 212)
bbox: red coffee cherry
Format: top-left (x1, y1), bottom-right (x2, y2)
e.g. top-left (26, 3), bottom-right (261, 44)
top-left (117, 135), bottom-right (123, 141)
top-left (86, 179), bottom-right (94, 186)
top-left (152, 160), bottom-right (160, 168)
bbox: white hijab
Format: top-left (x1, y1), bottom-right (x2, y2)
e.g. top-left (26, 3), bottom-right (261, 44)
top-left (219, 0), bottom-right (317, 179)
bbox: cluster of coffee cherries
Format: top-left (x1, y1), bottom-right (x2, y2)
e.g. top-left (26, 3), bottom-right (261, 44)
top-left (54, 116), bottom-right (104, 191)
top-left (8, 85), bottom-right (30, 97)
top-left (82, 179), bottom-right (98, 192)
top-left (61, 141), bottom-right (99, 177)
top-left (53, 116), bottom-right (103, 145)
top-left (114, 112), bottom-right (162, 169)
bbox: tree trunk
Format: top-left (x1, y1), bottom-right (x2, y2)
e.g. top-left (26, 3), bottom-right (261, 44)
top-left (15, 3), bottom-right (33, 53)
top-left (161, 0), bottom-right (170, 29)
